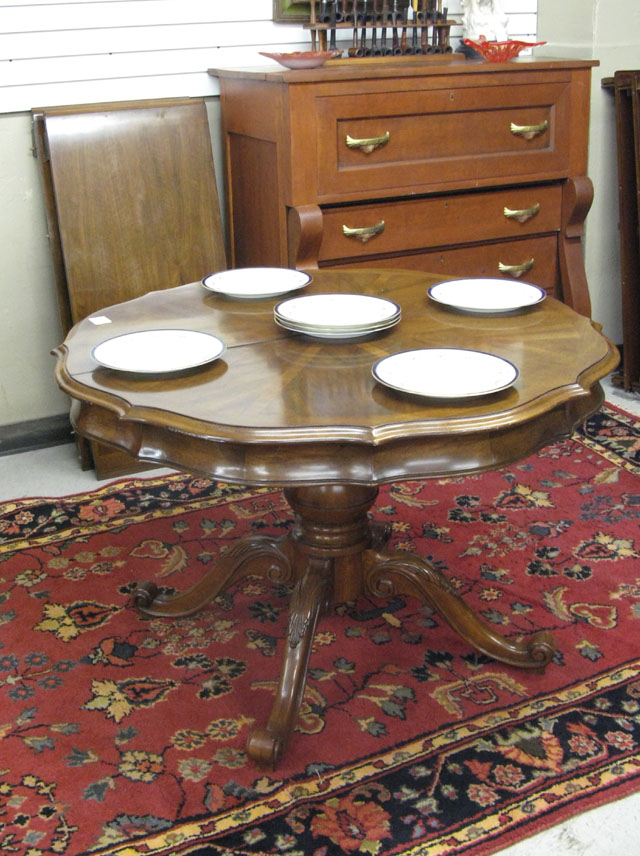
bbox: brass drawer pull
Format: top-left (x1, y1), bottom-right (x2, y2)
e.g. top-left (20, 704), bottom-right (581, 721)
top-left (510, 120), bottom-right (549, 141)
top-left (498, 258), bottom-right (535, 277)
top-left (342, 220), bottom-right (386, 243)
top-left (345, 131), bottom-right (390, 154)
top-left (503, 203), bottom-right (541, 224)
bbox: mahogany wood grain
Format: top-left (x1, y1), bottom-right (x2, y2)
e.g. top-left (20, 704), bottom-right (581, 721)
top-left (318, 185), bottom-right (563, 262)
top-left (322, 235), bottom-right (560, 295)
top-left (558, 176), bottom-right (595, 319)
top-left (53, 267), bottom-right (618, 767)
top-left (312, 81), bottom-right (572, 199)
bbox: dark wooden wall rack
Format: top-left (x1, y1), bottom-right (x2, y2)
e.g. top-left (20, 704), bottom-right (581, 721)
top-left (307, 0), bottom-right (455, 55)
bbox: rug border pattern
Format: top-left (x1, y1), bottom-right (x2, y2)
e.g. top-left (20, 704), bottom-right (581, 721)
top-left (97, 658), bottom-right (640, 856)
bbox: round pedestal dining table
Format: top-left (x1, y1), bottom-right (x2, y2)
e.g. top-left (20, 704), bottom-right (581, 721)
top-left (53, 267), bottom-right (618, 768)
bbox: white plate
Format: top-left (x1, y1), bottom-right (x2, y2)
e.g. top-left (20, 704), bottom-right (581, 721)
top-left (372, 348), bottom-right (518, 398)
top-left (275, 293), bottom-right (401, 331)
top-left (92, 329), bottom-right (226, 373)
top-left (428, 278), bottom-right (546, 313)
top-left (202, 268), bottom-right (311, 299)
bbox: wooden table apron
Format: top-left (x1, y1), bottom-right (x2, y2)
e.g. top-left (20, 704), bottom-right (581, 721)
top-left (53, 268), bottom-right (618, 767)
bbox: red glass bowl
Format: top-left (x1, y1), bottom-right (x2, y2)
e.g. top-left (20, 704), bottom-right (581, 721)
top-left (463, 37), bottom-right (546, 62)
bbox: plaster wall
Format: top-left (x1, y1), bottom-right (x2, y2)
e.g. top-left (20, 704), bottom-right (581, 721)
top-left (537, 0), bottom-right (640, 340)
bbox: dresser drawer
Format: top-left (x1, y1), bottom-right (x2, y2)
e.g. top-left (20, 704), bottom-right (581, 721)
top-left (315, 79), bottom-right (572, 199)
top-left (322, 235), bottom-right (560, 295)
top-left (318, 184), bottom-right (562, 262)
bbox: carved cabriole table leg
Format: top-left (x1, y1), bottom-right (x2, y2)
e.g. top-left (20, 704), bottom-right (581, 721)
top-left (362, 550), bottom-right (555, 669)
top-left (246, 556), bottom-right (333, 768)
top-left (133, 536), bottom-right (294, 618)
top-left (246, 484), bottom-right (384, 766)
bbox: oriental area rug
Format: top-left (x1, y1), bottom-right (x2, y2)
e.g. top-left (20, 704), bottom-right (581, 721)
top-left (1, 404), bottom-right (640, 856)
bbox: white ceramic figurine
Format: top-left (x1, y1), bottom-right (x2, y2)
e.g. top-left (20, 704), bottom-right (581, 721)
top-left (461, 0), bottom-right (509, 41)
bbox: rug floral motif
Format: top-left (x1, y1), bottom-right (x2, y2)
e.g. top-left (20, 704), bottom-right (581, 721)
top-left (1, 404), bottom-right (640, 856)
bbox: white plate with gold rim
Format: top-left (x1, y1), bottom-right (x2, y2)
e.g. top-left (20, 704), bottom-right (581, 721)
top-left (92, 329), bottom-right (226, 373)
top-left (372, 348), bottom-right (518, 398)
top-left (428, 278), bottom-right (546, 313)
top-left (202, 267), bottom-right (311, 299)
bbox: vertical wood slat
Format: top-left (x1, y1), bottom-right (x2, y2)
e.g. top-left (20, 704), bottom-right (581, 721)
top-left (604, 70), bottom-right (640, 392)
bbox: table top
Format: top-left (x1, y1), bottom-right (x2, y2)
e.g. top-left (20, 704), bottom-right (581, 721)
top-left (53, 268), bottom-right (618, 486)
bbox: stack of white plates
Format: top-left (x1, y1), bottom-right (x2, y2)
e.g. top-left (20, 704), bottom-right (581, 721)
top-left (274, 293), bottom-right (401, 339)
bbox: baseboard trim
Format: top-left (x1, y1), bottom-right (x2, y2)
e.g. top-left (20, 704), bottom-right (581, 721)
top-left (0, 414), bottom-right (74, 457)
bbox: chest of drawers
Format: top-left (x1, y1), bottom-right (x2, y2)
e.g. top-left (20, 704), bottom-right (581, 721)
top-left (209, 57), bottom-right (596, 315)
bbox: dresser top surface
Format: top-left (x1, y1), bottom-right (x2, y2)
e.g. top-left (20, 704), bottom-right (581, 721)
top-left (209, 56), bottom-right (598, 85)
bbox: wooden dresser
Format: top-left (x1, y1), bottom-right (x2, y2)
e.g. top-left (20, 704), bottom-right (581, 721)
top-left (209, 57), bottom-right (597, 316)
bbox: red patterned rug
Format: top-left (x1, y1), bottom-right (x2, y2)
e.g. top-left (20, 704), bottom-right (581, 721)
top-left (1, 404), bottom-right (640, 856)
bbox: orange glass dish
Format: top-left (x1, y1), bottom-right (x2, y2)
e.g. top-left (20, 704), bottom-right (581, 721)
top-left (259, 50), bottom-right (342, 69)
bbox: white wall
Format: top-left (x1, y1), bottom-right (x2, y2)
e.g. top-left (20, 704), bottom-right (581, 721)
top-left (1, 1), bottom-right (300, 112)
top-left (0, 1), bottom-right (542, 428)
top-left (0, 0), bottom-right (538, 111)
top-left (537, 0), bottom-right (640, 346)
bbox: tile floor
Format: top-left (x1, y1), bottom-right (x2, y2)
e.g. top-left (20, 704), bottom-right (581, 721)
top-left (1, 375), bottom-right (639, 855)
